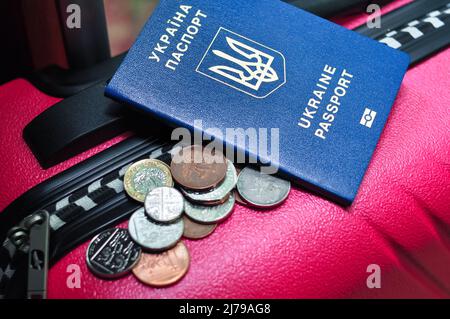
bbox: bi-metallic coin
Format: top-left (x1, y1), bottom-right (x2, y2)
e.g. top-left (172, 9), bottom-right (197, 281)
top-left (124, 159), bottom-right (173, 202)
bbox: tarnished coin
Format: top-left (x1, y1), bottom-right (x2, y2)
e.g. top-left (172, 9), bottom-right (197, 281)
top-left (184, 193), bottom-right (235, 224)
top-left (233, 166), bottom-right (248, 206)
top-left (144, 187), bottom-right (184, 223)
top-left (181, 159), bottom-right (237, 205)
top-left (128, 208), bottom-right (183, 252)
top-left (132, 241), bottom-right (190, 287)
top-left (234, 190), bottom-right (248, 206)
top-left (86, 228), bottom-right (141, 279)
top-left (237, 167), bottom-right (291, 208)
top-left (124, 159), bottom-right (173, 202)
top-left (170, 145), bottom-right (227, 191)
top-left (192, 192), bottom-right (231, 206)
top-left (182, 216), bottom-right (217, 240)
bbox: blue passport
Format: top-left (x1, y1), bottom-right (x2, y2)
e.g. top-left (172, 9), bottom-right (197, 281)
top-left (105, 0), bottom-right (409, 205)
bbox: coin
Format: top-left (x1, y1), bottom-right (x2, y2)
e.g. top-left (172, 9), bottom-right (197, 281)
top-left (181, 159), bottom-right (237, 205)
top-left (124, 159), bottom-right (173, 202)
top-left (233, 167), bottom-right (248, 206)
top-left (237, 167), bottom-right (291, 208)
top-left (86, 228), bottom-right (141, 279)
top-left (144, 187), bottom-right (184, 223)
top-left (191, 192), bottom-right (231, 206)
top-left (184, 193), bottom-right (235, 224)
top-left (182, 216), bottom-right (217, 240)
top-left (170, 145), bottom-right (227, 191)
top-left (128, 208), bottom-right (183, 252)
top-left (234, 190), bottom-right (248, 206)
top-left (132, 241), bottom-right (190, 287)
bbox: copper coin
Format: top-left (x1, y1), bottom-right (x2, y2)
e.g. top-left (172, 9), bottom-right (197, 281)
top-left (234, 190), bottom-right (248, 206)
top-left (181, 159), bottom-right (237, 205)
top-left (184, 192), bottom-right (231, 207)
top-left (170, 145), bottom-right (227, 191)
top-left (201, 192), bottom-right (231, 206)
top-left (233, 165), bottom-right (248, 206)
top-left (182, 216), bottom-right (217, 240)
top-left (132, 241), bottom-right (190, 287)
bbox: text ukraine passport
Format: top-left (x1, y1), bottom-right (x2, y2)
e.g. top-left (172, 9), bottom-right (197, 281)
top-left (106, 0), bottom-right (409, 205)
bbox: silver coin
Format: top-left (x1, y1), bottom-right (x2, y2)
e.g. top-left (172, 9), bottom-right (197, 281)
top-left (184, 193), bottom-right (235, 224)
top-left (181, 159), bottom-right (237, 204)
top-left (237, 167), bottom-right (291, 208)
top-left (128, 208), bottom-right (183, 252)
top-left (86, 228), bottom-right (141, 279)
top-left (144, 187), bottom-right (184, 223)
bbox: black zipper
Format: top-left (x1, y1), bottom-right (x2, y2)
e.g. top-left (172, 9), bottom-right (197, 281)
top-left (50, 192), bottom-right (138, 263)
top-left (1, 132), bottom-right (175, 298)
top-left (354, 0), bottom-right (450, 65)
top-left (0, 133), bottom-right (172, 255)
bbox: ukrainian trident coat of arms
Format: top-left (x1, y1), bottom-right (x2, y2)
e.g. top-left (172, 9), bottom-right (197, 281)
top-left (197, 28), bottom-right (286, 99)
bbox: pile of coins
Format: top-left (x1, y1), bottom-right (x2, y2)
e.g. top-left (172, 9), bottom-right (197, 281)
top-left (86, 145), bottom-right (291, 287)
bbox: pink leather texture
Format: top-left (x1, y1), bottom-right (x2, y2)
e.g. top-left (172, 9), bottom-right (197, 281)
top-left (1, 0), bottom-right (449, 298)
top-left (0, 82), bottom-right (129, 211)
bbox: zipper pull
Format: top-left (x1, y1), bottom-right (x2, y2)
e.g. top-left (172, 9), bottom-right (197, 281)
top-left (25, 211), bottom-right (50, 299)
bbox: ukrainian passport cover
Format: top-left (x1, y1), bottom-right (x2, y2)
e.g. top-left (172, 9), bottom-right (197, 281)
top-left (105, 0), bottom-right (409, 205)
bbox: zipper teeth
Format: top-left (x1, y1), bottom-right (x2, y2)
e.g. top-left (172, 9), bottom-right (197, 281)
top-left (45, 163), bottom-right (129, 217)
top-left (2, 139), bottom-right (173, 244)
top-left (47, 143), bottom-right (175, 233)
top-left (49, 196), bottom-right (140, 263)
top-left (374, 3), bottom-right (450, 44)
top-left (1, 143), bottom-right (173, 273)
top-left (48, 145), bottom-right (178, 262)
top-left (35, 137), bottom-right (163, 209)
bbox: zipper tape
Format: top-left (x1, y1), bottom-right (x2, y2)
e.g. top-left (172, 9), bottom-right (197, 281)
top-left (0, 137), bottom-right (176, 298)
top-left (354, 0), bottom-right (450, 64)
top-left (47, 145), bottom-right (175, 232)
